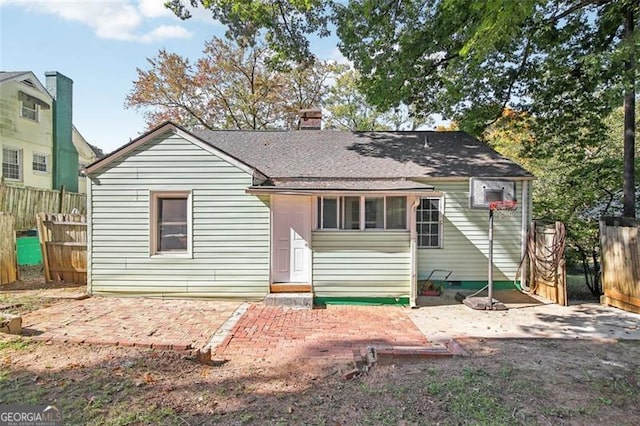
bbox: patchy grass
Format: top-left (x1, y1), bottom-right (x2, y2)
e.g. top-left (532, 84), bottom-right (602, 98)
top-left (0, 266), bottom-right (85, 315)
top-left (0, 339), bottom-right (638, 425)
top-left (17, 264), bottom-right (45, 282)
top-left (0, 292), bottom-right (54, 315)
top-left (0, 338), bottom-right (30, 352)
top-left (566, 274), bottom-right (600, 301)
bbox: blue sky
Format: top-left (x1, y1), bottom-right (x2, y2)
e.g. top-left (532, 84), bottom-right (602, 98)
top-left (0, 0), bottom-right (345, 153)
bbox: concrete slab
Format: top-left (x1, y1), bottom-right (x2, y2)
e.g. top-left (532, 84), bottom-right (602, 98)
top-left (264, 293), bottom-right (313, 309)
top-left (409, 292), bottom-right (640, 341)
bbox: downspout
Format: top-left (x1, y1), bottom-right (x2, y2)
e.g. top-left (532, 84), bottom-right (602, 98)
top-left (268, 194), bottom-right (273, 292)
top-left (409, 196), bottom-right (420, 307)
top-left (520, 181), bottom-right (530, 291)
top-left (86, 175), bottom-right (93, 295)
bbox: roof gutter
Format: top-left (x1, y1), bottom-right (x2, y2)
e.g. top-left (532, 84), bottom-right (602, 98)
top-left (245, 186), bottom-right (438, 196)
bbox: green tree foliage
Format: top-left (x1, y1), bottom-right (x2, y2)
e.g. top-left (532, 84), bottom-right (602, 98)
top-left (323, 68), bottom-right (385, 131)
top-left (323, 68), bottom-right (427, 131)
top-left (339, 0), bottom-right (637, 216)
top-left (125, 36), bottom-right (338, 130)
top-left (485, 107), bottom-right (640, 295)
top-left (165, 0), bottom-right (332, 64)
top-left (166, 0), bottom-right (637, 217)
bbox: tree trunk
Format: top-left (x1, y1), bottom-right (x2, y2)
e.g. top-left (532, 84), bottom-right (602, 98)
top-left (579, 248), bottom-right (593, 294)
top-left (623, 4), bottom-right (636, 218)
top-left (591, 249), bottom-right (601, 296)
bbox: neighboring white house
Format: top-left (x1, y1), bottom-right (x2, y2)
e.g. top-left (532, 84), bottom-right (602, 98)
top-left (0, 71), bottom-right (97, 194)
top-left (0, 71), bottom-right (54, 189)
top-left (86, 120), bottom-right (533, 306)
top-left (72, 125), bottom-right (104, 193)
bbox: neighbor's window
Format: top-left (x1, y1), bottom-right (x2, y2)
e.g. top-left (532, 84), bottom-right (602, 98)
top-left (2, 148), bottom-right (22, 181)
top-left (151, 191), bottom-right (191, 256)
top-left (417, 197), bottom-right (443, 248)
top-left (21, 98), bottom-right (38, 121)
top-left (317, 196), bottom-right (407, 231)
top-left (32, 153), bottom-right (49, 173)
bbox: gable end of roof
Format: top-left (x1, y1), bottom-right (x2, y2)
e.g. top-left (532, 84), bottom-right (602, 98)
top-left (85, 121), bottom-right (261, 179)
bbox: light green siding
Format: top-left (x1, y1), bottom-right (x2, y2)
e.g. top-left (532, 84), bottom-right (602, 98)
top-left (312, 231), bottom-right (410, 298)
top-left (417, 181), bottom-right (524, 284)
top-left (0, 79), bottom-right (53, 190)
top-left (88, 133), bottom-right (270, 298)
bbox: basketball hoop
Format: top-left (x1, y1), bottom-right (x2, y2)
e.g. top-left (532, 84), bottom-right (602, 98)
top-left (482, 199), bottom-right (518, 310)
top-left (489, 200), bottom-right (517, 219)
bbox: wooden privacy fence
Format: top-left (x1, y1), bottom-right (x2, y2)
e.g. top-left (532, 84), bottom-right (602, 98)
top-left (0, 212), bottom-right (17, 285)
top-left (600, 217), bottom-right (640, 314)
top-left (527, 221), bottom-right (567, 306)
top-left (36, 213), bottom-right (87, 284)
top-left (0, 181), bottom-right (86, 230)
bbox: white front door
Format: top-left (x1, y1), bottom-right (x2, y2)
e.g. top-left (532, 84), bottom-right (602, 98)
top-left (272, 195), bottom-right (311, 283)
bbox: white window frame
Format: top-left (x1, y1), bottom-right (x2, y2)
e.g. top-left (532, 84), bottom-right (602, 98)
top-left (32, 152), bottom-right (49, 174)
top-left (2, 147), bottom-right (23, 181)
top-left (317, 196), bottom-right (341, 229)
top-left (20, 98), bottom-right (38, 121)
top-left (416, 196), bottom-right (444, 249)
top-left (149, 190), bottom-right (193, 258)
top-left (316, 195), bottom-right (408, 231)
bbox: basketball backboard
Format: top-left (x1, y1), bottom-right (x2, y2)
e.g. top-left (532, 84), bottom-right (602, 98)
top-left (469, 178), bottom-right (516, 209)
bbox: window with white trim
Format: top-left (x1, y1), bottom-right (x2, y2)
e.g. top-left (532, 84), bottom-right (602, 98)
top-left (417, 197), bottom-right (443, 248)
top-left (2, 148), bottom-right (22, 181)
top-left (32, 153), bottom-right (49, 173)
top-left (150, 191), bottom-right (191, 256)
top-left (317, 196), bottom-right (407, 230)
top-left (21, 98), bottom-right (38, 121)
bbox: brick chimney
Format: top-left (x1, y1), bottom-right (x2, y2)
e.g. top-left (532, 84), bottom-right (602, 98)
top-left (45, 71), bottom-right (78, 193)
top-left (298, 109), bottom-right (322, 130)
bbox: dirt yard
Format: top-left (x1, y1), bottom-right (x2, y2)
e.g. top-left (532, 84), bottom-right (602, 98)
top-left (1, 270), bottom-right (639, 425)
top-left (0, 337), bottom-right (638, 425)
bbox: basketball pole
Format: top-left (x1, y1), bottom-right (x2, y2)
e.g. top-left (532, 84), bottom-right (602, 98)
top-left (488, 207), bottom-right (494, 308)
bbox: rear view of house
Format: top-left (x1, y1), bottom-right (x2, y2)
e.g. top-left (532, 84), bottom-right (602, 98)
top-left (86, 120), bottom-right (533, 306)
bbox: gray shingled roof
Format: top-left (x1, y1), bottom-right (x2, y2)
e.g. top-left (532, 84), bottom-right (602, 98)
top-left (191, 129), bottom-right (532, 179)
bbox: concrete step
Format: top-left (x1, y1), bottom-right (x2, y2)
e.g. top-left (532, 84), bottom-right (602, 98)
top-left (264, 293), bottom-right (313, 309)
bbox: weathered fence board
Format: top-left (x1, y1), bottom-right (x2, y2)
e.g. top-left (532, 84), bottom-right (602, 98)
top-left (528, 221), bottom-right (567, 306)
top-left (0, 181), bottom-right (86, 230)
top-left (36, 213), bottom-right (87, 284)
top-left (600, 217), bottom-right (640, 314)
top-left (0, 212), bottom-right (18, 285)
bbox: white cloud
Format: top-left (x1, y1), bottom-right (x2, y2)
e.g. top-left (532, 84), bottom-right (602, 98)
top-left (0, 0), bottom-right (192, 42)
top-left (184, 3), bottom-right (215, 22)
top-left (139, 25), bottom-right (192, 43)
top-left (138, 0), bottom-right (172, 18)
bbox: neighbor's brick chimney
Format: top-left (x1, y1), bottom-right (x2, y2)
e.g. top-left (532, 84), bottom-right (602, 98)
top-left (298, 109), bottom-right (322, 130)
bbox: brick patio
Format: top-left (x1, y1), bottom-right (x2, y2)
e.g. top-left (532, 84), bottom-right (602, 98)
top-left (21, 297), bottom-right (242, 351)
top-left (214, 304), bottom-right (430, 361)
